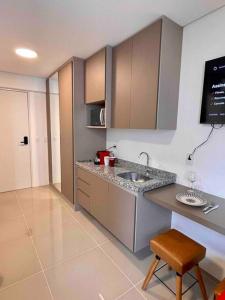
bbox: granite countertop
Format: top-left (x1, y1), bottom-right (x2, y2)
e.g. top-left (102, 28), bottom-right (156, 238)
top-left (76, 159), bottom-right (176, 193)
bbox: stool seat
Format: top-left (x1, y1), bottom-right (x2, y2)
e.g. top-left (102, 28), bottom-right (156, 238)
top-left (214, 279), bottom-right (225, 298)
top-left (151, 229), bottom-right (206, 275)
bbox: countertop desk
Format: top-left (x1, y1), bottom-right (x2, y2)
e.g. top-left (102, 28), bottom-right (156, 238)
top-left (144, 183), bottom-right (225, 236)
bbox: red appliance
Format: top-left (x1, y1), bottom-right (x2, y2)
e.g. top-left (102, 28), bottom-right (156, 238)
top-left (97, 150), bottom-right (110, 165)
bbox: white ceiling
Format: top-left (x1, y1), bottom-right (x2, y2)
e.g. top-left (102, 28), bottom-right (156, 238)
top-left (1, 0), bottom-right (225, 78)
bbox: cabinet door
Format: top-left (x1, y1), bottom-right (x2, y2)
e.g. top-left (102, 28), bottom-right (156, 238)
top-left (130, 20), bottom-right (162, 129)
top-left (107, 183), bottom-right (136, 251)
top-left (112, 38), bottom-right (132, 128)
top-left (58, 62), bottom-right (74, 203)
top-left (85, 48), bottom-right (106, 103)
top-left (90, 175), bottom-right (108, 225)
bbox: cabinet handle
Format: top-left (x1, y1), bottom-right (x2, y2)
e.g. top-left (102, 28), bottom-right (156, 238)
top-left (78, 177), bottom-right (90, 185)
top-left (77, 188), bottom-right (90, 198)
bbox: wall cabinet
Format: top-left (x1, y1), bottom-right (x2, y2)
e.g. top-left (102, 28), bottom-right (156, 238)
top-left (85, 48), bottom-right (106, 104)
top-left (112, 17), bottom-right (183, 129)
top-left (85, 46), bottom-right (112, 128)
top-left (112, 38), bottom-right (132, 128)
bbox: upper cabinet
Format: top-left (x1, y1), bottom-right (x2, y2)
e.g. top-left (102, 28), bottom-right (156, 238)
top-left (85, 48), bottom-right (106, 103)
top-left (130, 20), bottom-right (161, 129)
top-left (112, 38), bottom-right (132, 128)
top-left (112, 17), bottom-right (183, 129)
top-left (85, 46), bottom-right (112, 104)
top-left (85, 46), bottom-right (112, 128)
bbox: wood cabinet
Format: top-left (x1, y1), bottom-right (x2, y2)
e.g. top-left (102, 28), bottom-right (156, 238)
top-left (58, 62), bottom-right (74, 203)
top-left (90, 174), bottom-right (108, 225)
top-left (85, 46), bottom-right (112, 128)
top-left (112, 17), bottom-right (183, 129)
top-left (107, 183), bottom-right (136, 250)
top-left (112, 38), bottom-right (132, 128)
top-left (130, 20), bottom-right (161, 129)
top-left (76, 167), bottom-right (136, 250)
top-left (85, 48), bottom-right (106, 104)
top-left (46, 58), bottom-right (106, 205)
top-left (76, 167), bottom-right (172, 252)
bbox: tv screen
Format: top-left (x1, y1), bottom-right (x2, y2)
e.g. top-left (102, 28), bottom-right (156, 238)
top-left (200, 56), bottom-right (225, 124)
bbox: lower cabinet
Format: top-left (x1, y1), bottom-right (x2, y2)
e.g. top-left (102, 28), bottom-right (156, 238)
top-left (106, 183), bottom-right (136, 251)
top-left (76, 167), bottom-right (136, 251)
top-left (90, 174), bottom-right (108, 226)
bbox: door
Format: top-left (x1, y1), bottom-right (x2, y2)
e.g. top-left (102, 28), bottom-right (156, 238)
top-left (58, 62), bottom-right (74, 204)
top-left (90, 174), bottom-right (108, 225)
top-left (130, 20), bottom-right (162, 129)
top-left (112, 38), bottom-right (132, 128)
top-left (107, 183), bottom-right (136, 251)
top-left (0, 90), bottom-right (31, 192)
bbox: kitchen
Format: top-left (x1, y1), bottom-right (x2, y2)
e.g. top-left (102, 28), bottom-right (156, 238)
top-left (0, 1), bottom-right (225, 300)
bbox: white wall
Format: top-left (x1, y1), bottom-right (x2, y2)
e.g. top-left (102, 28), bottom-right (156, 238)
top-left (0, 71), bottom-right (49, 187)
top-left (0, 71), bottom-right (46, 92)
top-left (107, 7), bottom-right (225, 279)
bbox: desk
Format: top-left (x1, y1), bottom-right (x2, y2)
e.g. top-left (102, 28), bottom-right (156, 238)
top-left (144, 184), bottom-right (225, 236)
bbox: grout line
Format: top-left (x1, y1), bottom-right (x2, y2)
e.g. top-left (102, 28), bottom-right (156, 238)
top-left (15, 191), bottom-right (55, 300)
top-left (0, 271), bottom-right (43, 293)
top-left (98, 245), bottom-right (135, 286)
top-left (55, 190), bottom-right (147, 300)
top-left (42, 245), bottom-right (99, 272)
top-left (114, 286), bottom-right (134, 300)
top-left (15, 187), bottom-right (146, 300)
top-left (98, 245), bottom-right (146, 300)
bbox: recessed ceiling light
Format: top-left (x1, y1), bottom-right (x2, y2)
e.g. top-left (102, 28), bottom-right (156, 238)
top-left (15, 48), bottom-right (38, 59)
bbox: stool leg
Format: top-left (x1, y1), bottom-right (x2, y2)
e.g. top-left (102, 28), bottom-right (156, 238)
top-left (142, 256), bottom-right (160, 290)
top-left (176, 273), bottom-right (182, 300)
top-left (195, 265), bottom-right (208, 300)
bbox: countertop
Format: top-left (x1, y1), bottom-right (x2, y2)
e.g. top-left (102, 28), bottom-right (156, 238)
top-left (144, 183), bottom-right (225, 236)
top-left (76, 159), bottom-right (176, 193)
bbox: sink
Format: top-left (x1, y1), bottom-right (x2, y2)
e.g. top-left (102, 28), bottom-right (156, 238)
top-left (117, 172), bottom-right (153, 183)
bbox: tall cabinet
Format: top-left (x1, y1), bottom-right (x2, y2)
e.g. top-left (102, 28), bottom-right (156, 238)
top-left (46, 58), bottom-right (106, 205)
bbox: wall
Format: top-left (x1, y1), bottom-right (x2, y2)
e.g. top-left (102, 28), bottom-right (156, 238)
top-left (0, 71), bottom-right (46, 92)
top-left (107, 7), bottom-right (225, 279)
top-left (0, 71), bottom-right (49, 187)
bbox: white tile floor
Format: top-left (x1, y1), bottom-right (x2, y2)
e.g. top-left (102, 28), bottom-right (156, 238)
top-left (0, 186), bottom-right (217, 299)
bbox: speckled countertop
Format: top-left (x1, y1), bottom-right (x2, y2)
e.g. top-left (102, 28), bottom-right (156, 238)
top-left (76, 159), bottom-right (176, 193)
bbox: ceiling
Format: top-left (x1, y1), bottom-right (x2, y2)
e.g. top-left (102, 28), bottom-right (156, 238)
top-left (0, 0), bottom-right (225, 78)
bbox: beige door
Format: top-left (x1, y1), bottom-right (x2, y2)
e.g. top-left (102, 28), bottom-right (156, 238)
top-left (0, 90), bottom-right (31, 192)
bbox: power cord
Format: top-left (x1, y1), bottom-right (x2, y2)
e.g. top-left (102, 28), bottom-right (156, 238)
top-left (188, 124), bottom-right (224, 161)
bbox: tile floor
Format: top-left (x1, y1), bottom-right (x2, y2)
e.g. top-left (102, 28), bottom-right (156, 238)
top-left (0, 186), bottom-right (217, 299)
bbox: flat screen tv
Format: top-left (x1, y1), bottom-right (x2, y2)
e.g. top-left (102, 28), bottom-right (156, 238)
top-left (200, 56), bottom-right (225, 124)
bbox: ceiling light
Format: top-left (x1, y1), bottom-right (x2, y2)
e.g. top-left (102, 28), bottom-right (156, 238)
top-left (15, 48), bottom-right (38, 59)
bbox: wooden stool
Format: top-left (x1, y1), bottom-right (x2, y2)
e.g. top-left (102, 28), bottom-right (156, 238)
top-left (142, 229), bottom-right (208, 300)
top-left (214, 279), bottom-right (225, 299)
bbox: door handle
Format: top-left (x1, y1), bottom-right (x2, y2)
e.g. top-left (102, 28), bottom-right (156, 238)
top-left (20, 136), bottom-right (29, 145)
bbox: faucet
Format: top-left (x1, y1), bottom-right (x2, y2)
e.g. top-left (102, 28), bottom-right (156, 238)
top-left (138, 152), bottom-right (151, 176)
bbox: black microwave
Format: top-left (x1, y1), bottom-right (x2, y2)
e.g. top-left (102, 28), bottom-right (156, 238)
top-left (90, 108), bottom-right (105, 126)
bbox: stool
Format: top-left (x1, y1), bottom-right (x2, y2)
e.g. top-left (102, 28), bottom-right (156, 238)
top-left (214, 279), bottom-right (225, 299)
top-left (142, 229), bottom-right (207, 300)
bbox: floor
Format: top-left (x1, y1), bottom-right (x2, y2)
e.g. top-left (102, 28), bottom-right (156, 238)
top-left (0, 186), bottom-right (217, 300)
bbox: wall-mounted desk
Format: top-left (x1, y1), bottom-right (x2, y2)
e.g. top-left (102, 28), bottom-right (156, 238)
top-left (144, 183), bottom-right (225, 236)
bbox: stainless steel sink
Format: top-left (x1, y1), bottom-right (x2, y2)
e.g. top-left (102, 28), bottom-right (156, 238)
top-left (117, 172), bottom-right (153, 183)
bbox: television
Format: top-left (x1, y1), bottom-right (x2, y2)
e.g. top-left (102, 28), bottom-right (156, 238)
top-left (200, 56), bottom-right (225, 124)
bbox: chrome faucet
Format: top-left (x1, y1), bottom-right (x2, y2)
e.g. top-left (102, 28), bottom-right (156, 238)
top-left (138, 152), bottom-right (151, 176)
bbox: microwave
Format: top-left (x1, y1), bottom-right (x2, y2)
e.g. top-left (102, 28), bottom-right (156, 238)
top-left (90, 108), bottom-right (105, 126)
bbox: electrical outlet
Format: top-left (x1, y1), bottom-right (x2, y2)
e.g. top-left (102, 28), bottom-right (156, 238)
top-left (186, 153), bottom-right (194, 165)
